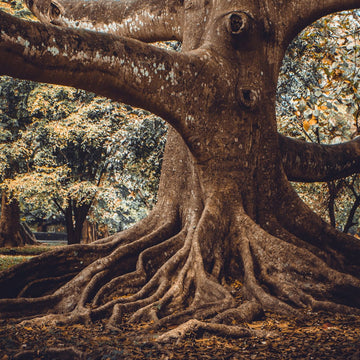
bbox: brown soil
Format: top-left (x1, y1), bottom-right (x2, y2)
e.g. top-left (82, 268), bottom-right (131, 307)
top-left (1, 311), bottom-right (359, 359)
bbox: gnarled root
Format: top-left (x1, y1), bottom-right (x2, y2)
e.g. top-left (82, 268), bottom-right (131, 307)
top-left (0, 191), bottom-right (360, 344)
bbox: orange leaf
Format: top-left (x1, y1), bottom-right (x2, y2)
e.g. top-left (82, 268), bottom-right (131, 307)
top-left (309, 116), bottom-right (317, 126)
top-left (303, 120), bottom-right (310, 131)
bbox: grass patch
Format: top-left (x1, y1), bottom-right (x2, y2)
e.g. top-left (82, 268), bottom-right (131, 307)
top-left (0, 255), bottom-right (33, 271)
top-left (0, 245), bottom-right (61, 256)
top-left (0, 245), bottom-right (64, 271)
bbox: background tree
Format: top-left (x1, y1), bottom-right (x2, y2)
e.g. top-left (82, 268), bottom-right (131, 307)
top-left (0, 0), bottom-right (166, 245)
top-left (0, 0), bottom-right (41, 247)
top-left (6, 84), bottom-right (165, 244)
top-left (0, 0), bottom-right (360, 344)
top-left (278, 9), bottom-right (360, 235)
top-left (0, 76), bottom-right (37, 246)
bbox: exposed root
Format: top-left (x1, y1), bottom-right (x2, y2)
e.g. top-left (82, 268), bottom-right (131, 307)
top-left (107, 205), bottom-right (211, 326)
top-left (1, 189), bottom-right (360, 343)
top-left (238, 210), bottom-right (360, 313)
top-left (92, 227), bottom-right (186, 306)
top-left (17, 273), bottom-right (78, 298)
top-left (0, 210), bottom-right (179, 319)
top-left (212, 300), bottom-right (264, 324)
top-left (276, 180), bottom-right (360, 274)
top-left (232, 212), bottom-right (299, 317)
top-left (156, 319), bottom-right (265, 343)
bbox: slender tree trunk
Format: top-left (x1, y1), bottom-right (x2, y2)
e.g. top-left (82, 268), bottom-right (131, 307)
top-left (81, 219), bottom-right (97, 244)
top-left (327, 181), bottom-right (337, 228)
top-left (343, 194), bottom-right (360, 233)
top-left (64, 200), bottom-right (92, 244)
top-left (0, 192), bottom-right (36, 247)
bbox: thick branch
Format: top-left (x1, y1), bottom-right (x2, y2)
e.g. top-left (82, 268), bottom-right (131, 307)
top-left (0, 11), bottom-right (200, 130)
top-left (26, 0), bottom-right (184, 42)
top-left (279, 134), bottom-right (360, 182)
top-left (283, 0), bottom-right (360, 44)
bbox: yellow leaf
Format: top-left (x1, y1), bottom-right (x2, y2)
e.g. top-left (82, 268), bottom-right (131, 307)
top-left (231, 280), bottom-right (243, 289)
top-left (322, 58), bottom-right (332, 65)
top-left (23, 327), bottom-right (33, 331)
top-left (309, 116), bottom-right (317, 126)
top-left (303, 120), bottom-right (310, 132)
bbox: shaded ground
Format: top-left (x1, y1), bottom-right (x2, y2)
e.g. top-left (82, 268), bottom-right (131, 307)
top-left (0, 245), bottom-right (61, 271)
top-left (0, 248), bottom-right (359, 359)
top-left (0, 311), bottom-right (359, 359)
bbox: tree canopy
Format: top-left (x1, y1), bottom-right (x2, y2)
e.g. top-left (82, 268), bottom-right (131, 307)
top-left (278, 10), bottom-right (360, 234)
top-left (0, 0), bottom-right (167, 243)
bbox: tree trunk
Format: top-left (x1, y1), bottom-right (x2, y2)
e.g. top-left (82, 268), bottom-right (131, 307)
top-left (0, 0), bottom-right (360, 344)
top-left (64, 200), bottom-right (91, 245)
top-left (81, 219), bottom-right (98, 244)
top-left (0, 192), bottom-right (36, 247)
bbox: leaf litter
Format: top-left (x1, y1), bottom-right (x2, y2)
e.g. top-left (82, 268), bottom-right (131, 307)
top-left (0, 310), bottom-right (359, 359)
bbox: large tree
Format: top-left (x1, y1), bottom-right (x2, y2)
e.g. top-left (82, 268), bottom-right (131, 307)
top-left (0, 0), bottom-right (360, 342)
top-left (6, 84), bottom-right (163, 244)
top-left (0, 77), bottom-right (37, 247)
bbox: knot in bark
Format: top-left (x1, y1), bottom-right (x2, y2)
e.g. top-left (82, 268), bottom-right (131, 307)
top-left (237, 86), bottom-right (260, 109)
top-left (226, 12), bottom-right (252, 36)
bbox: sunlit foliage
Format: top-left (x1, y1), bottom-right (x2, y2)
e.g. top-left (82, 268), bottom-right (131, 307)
top-left (277, 10), bottom-right (360, 234)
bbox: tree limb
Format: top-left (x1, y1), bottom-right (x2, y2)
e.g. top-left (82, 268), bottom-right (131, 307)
top-left (279, 134), bottom-right (360, 182)
top-left (282, 0), bottom-right (360, 44)
top-left (26, 0), bottom-right (184, 42)
top-left (0, 11), bottom-right (200, 130)
top-left (53, 198), bottom-right (66, 216)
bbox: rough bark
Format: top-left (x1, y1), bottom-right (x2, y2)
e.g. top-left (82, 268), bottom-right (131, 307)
top-left (0, 192), bottom-right (37, 247)
top-left (81, 219), bottom-right (97, 244)
top-left (279, 135), bottom-right (360, 182)
top-left (54, 197), bottom-right (93, 244)
top-left (25, 0), bottom-right (184, 42)
top-left (64, 201), bottom-right (92, 245)
top-left (0, 0), bottom-right (360, 345)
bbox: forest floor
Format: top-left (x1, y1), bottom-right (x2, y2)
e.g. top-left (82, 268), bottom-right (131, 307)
top-left (0, 248), bottom-right (359, 359)
top-left (0, 310), bottom-right (359, 359)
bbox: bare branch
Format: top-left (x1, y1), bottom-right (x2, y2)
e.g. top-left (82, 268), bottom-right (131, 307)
top-left (343, 193), bottom-right (360, 233)
top-left (26, 0), bottom-right (184, 42)
top-left (279, 134), bottom-right (360, 182)
top-left (53, 198), bottom-right (66, 216)
top-left (0, 11), bottom-right (200, 130)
